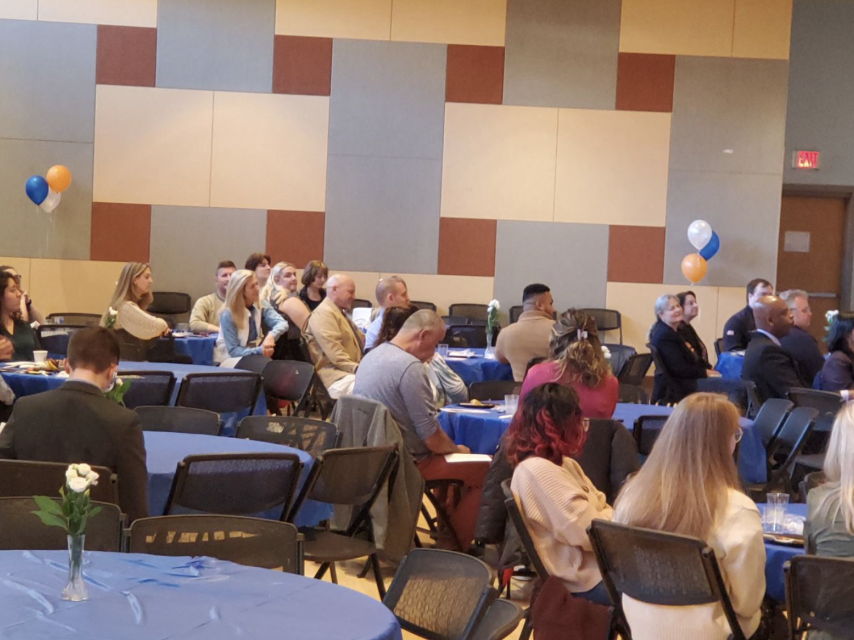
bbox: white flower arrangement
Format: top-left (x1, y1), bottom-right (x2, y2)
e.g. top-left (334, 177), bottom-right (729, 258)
top-left (827, 310), bottom-right (839, 325)
top-left (104, 306), bottom-right (118, 329)
top-left (32, 463), bottom-right (102, 536)
top-left (486, 299), bottom-right (501, 336)
top-left (601, 345), bottom-right (611, 360)
top-left (487, 299), bottom-right (500, 312)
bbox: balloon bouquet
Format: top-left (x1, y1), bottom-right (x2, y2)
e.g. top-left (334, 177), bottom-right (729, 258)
top-left (681, 220), bottom-right (720, 284)
top-left (25, 165), bottom-right (73, 213)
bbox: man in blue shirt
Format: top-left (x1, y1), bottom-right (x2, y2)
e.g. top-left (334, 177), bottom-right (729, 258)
top-left (364, 276), bottom-right (410, 350)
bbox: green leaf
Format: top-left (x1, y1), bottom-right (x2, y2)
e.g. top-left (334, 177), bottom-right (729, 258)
top-left (31, 510), bottom-right (68, 530)
top-left (32, 496), bottom-right (63, 515)
top-left (87, 506), bottom-right (102, 519)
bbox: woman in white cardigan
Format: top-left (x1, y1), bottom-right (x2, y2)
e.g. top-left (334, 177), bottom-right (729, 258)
top-left (613, 393), bottom-right (766, 640)
top-left (215, 270), bottom-right (287, 368)
top-left (101, 262), bottom-right (169, 340)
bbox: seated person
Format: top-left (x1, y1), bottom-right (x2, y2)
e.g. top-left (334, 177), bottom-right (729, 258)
top-left (101, 262), bottom-right (169, 340)
top-left (365, 276), bottom-right (410, 350)
top-left (0, 271), bottom-right (39, 360)
top-left (304, 274), bottom-right (364, 398)
top-left (614, 393), bottom-right (765, 639)
top-left (722, 278), bottom-right (774, 351)
top-left (742, 295), bottom-right (808, 402)
top-left (214, 270), bottom-right (287, 368)
top-left (815, 312), bottom-right (854, 393)
top-left (649, 294), bottom-right (711, 404)
top-left (508, 383), bottom-right (613, 605)
top-left (375, 304), bottom-right (468, 408)
top-left (354, 310), bottom-right (488, 550)
top-left (189, 260), bottom-right (235, 333)
top-left (677, 290), bottom-right (711, 369)
top-left (520, 309), bottom-right (618, 418)
top-left (299, 260), bottom-right (328, 313)
top-left (0, 265), bottom-right (45, 325)
top-left (262, 261), bottom-right (311, 361)
top-left (244, 252), bottom-right (272, 292)
top-left (779, 289), bottom-right (824, 386)
top-left (495, 283), bottom-right (556, 382)
top-left (0, 328), bottom-right (148, 522)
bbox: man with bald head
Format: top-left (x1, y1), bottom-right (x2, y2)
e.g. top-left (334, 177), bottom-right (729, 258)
top-left (364, 275), bottom-right (410, 350)
top-left (741, 295), bottom-right (809, 402)
top-left (355, 310), bottom-right (489, 550)
top-left (304, 274), bottom-right (365, 398)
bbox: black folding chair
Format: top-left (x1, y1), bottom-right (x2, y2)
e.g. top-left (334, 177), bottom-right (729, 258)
top-left (785, 555), bottom-right (854, 640)
top-left (236, 416), bottom-right (340, 456)
top-left (714, 338), bottom-right (725, 359)
top-left (443, 315), bottom-right (471, 326)
top-left (0, 498), bottom-right (123, 552)
top-left (617, 353), bottom-right (652, 386)
top-left (618, 383), bottom-right (649, 404)
top-left (447, 325), bottom-right (487, 349)
top-left (383, 549), bottom-right (496, 640)
top-left (752, 398), bottom-right (793, 449)
top-left (469, 381), bottom-right (521, 402)
top-left (744, 380), bottom-right (762, 419)
top-left (118, 370), bottom-right (176, 409)
top-left (604, 344), bottom-right (636, 378)
top-left (749, 407), bottom-right (817, 498)
top-left (696, 377), bottom-right (751, 415)
top-left (449, 304), bottom-right (489, 323)
top-left (135, 405), bottom-right (222, 436)
top-left (579, 308), bottom-right (623, 344)
top-left (509, 306), bottom-right (524, 324)
top-left (176, 372), bottom-right (262, 414)
top-left (0, 460), bottom-right (119, 506)
top-left (789, 388), bottom-right (845, 464)
top-left (164, 453), bottom-right (303, 520)
top-left (148, 291), bottom-right (192, 326)
top-left (352, 298), bottom-right (372, 309)
top-left (128, 514), bottom-right (304, 574)
top-left (46, 313), bottom-right (101, 327)
top-left (36, 324), bottom-right (88, 356)
top-left (261, 360), bottom-right (316, 416)
top-left (234, 353), bottom-right (271, 374)
top-left (411, 301), bottom-right (437, 312)
top-left (471, 598), bottom-right (525, 640)
top-left (634, 415), bottom-right (667, 457)
top-left (299, 339), bottom-right (336, 420)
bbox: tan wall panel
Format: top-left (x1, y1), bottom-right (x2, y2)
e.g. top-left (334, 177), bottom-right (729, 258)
top-left (441, 103), bottom-right (557, 222)
top-left (210, 92), bottom-right (329, 211)
top-left (28, 259), bottom-right (126, 317)
top-left (380, 273), bottom-right (495, 316)
top-left (275, 0), bottom-right (391, 40)
top-left (38, 0), bottom-right (158, 27)
top-left (732, 0), bottom-right (793, 60)
top-left (93, 85), bottom-right (214, 207)
top-left (391, 0), bottom-right (506, 46)
top-left (716, 286), bottom-right (748, 341)
top-left (620, 0), bottom-right (735, 57)
top-left (0, 0), bottom-right (37, 20)
top-left (555, 109), bottom-right (669, 226)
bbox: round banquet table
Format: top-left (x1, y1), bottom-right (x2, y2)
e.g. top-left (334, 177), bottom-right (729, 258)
top-left (715, 352), bottom-right (745, 379)
top-left (0, 550), bottom-right (402, 640)
top-left (144, 431), bottom-right (330, 527)
top-left (173, 335), bottom-right (218, 366)
top-left (761, 502), bottom-right (806, 603)
top-left (443, 348), bottom-right (513, 386)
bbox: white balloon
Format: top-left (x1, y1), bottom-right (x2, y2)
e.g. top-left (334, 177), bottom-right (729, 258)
top-left (40, 188), bottom-right (61, 213)
top-left (687, 220), bottom-right (712, 251)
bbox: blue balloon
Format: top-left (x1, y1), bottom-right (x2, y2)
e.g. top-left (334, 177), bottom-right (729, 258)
top-left (700, 231), bottom-right (720, 261)
top-left (25, 175), bottom-right (49, 205)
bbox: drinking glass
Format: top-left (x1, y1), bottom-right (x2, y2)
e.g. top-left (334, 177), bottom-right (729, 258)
top-left (175, 323), bottom-right (189, 334)
top-left (504, 394), bottom-right (519, 416)
top-left (437, 344), bottom-right (449, 358)
top-left (765, 493), bottom-right (789, 533)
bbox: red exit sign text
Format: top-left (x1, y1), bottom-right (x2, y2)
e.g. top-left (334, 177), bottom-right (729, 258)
top-left (793, 150), bottom-right (820, 170)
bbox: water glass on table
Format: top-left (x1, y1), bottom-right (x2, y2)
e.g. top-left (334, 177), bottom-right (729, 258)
top-left (765, 493), bottom-right (789, 533)
top-left (436, 343), bottom-right (449, 359)
top-left (504, 394), bottom-right (519, 416)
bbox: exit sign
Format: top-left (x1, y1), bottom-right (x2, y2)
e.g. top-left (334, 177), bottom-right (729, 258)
top-left (793, 150), bottom-right (820, 169)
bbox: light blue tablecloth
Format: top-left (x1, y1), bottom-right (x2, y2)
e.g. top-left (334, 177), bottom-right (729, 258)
top-left (0, 550), bottom-right (402, 640)
top-left (715, 352), bottom-right (745, 379)
top-left (444, 348), bottom-right (514, 386)
top-left (762, 502), bottom-right (806, 603)
top-left (174, 336), bottom-right (217, 366)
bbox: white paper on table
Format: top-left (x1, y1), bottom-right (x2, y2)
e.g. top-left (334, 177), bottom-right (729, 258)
top-left (444, 453), bottom-right (492, 463)
top-left (440, 407), bottom-right (491, 414)
top-left (351, 308), bottom-right (372, 331)
top-left (447, 349), bottom-right (475, 358)
top-left (499, 414), bottom-right (514, 420)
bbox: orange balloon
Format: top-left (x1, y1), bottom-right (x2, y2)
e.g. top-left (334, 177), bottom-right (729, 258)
top-left (46, 165), bottom-right (72, 193)
top-left (681, 253), bottom-right (708, 284)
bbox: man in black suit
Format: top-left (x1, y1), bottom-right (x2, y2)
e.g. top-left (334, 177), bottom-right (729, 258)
top-left (741, 295), bottom-right (808, 402)
top-left (779, 289), bottom-right (824, 386)
top-left (722, 278), bottom-right (774, 351)
top-left (0, 328), bottom-right (148, 521)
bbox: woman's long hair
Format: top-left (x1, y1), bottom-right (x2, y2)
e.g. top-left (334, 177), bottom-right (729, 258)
top-left (261, 261), bottom-right (295, 308)
top-left (820, 402), bottom-right (854, 534)
top-left (0, 272), bottom-right (21, 321)
top-left (223, 270), bottom-right (256, 331)
top-left (826, 313), bottom-right (854, 359)
top-left (101, 262), bottom-right (152, 327)
top-left (376, 304), bottom-right (419, 346)
top-left (614, 393), bottom-right (742, 539)
top-left (548, 309), bottom-right (611, 389)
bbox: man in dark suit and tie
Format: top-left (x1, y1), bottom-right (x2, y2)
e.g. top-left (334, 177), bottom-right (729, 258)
top-left (722, 278), bottom-right (774, 351)
top-left (741, 295), bottom-right (809, 402)
top-left (0, 328), bottom-right (148, 521)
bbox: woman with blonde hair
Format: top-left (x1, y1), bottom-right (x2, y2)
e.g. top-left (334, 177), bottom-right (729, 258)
top-left (101, 262), bottom-right (169, 340)
top-left (613, 393), bottom-right (765, 640)
top-left (519, 309), bottom-right (618, 417)
top-left (214, 270), bottom-right (288, 368)
top-left (261, 261), bottom-right (311, 360)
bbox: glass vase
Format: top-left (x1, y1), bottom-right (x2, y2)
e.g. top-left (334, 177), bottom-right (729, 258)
top-left (484, 329), bottom-right (496, 360)
top-left (62, 534), bottom-right (88, 601)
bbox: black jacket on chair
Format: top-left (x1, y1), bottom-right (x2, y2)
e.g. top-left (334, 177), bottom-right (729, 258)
top-left (649, 320), bottom-right (707, 404)
top-left (742, 331), bottom-right (808, 403)
top-left (0, 380), bottom-right (149, 522)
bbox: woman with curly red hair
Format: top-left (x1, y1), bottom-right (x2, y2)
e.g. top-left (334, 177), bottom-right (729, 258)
top-left (507, 383), bottom-right (613, 605)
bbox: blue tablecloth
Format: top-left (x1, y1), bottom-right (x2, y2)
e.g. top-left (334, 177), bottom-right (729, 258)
top-left (0, 550), bottom-right (402, 639)
top-left (174, 336), bottom-right (217, 366)
top-left (716, 352), bottom-right (745, 379)
top-left (143, 431), bottom-right (329, 527)
top-left (762, 502), bottom-right (806, 603)
top-left (444, 349), bottom-right (514, 386)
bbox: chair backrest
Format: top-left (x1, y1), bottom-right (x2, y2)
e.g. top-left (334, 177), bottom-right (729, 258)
top-left (112, 328), bottom-right (151, 361)
top-left (605, 343), bottom-right (637, 378)
top-left (411, 301), bottom-right (437, 312)
top-left (509, 305), bottom-right (523, 324)
top-left (588, 519), bottom-right (748, 640)
top-left (470, 598), bottom-right (525, 640)
top-left (714, 338), bottom-right (724, 359)
top-left (577, 419), bottom-right (640, 503)
top-left (236, 416), bottom-right (340, 456)
top-left (128, 515), bottom-right (304, 574)
top-left (165, 453), bottom-right (303, 518)
top-left (696, 377), bottom-right (750, 415)
top-left (752, 398), bottom-right (793, 448)
top-left (148, 291), bottom-right (191, 315)
top-left (772, 406), bottom-right (818, 453)
top-left (36, 324), bottom-right (88, 356)
top-left (500, 480), bottom-right (550, 580)
top-left (45, 313), bottom-right (102, 327)
top-left (175, 372), bottom-right (262, 414)
top-left (788, 388), bottom-right (845, 432)
top-left (260, 360), bottom-right (316, 413)
top-left (135, 405), bottom-right (222, 435)
top-left (579, 308), bottom-right (621, 332)
top-left (786, 555), bottom-right (854, 640)
top-left (0, 460), bottom-right (119, 506)
top-left (234, 353), bottom-right (272, 373)
top-left (446, 325), bottom-right (487, 349)
top-left (618, 383), bottom-right (649, 404)
top-left (352, 298), bottom-right (373, 309)
top-left (743, 380), bottom-right (762, 419)
top-left (442, 315), bottom-right (471, 326)
top-left (618, 353), bottom-right (653, 386)
top-left (469, 381), bottom-right (522, 402)
top-left (384, 548), bottom-right (496, 640)
top-left (449, 304), bottom-right (490, 323)
top-left (0, 498), bottom-right (123, 552)
top-left (634, 415), bottom-right (668, 457)
top-left (119, 370), bottom-right (177, 409)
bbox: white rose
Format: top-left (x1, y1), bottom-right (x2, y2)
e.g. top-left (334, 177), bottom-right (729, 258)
top-left (77, 464), bottom-right (91, 477)
top-left (67, 477), bottom-right (88, 493)
top-left (108, 307), bottom-right (118, 317)
top-left (87, 470), bottom-right (99, 486)
top-left (601, 346), bottom-right (611, 360)
top-left (65, 468), bottom-right (76, 483)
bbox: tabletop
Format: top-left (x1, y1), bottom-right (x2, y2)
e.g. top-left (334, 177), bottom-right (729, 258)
top-left (173, 335), bottom-right (218, 367)
top-left (762, 502), bottom-right (806, 603)
top-left (0, 550), bottom-right (402, 640)
top-left (443, 348), bottom-right (514, 386)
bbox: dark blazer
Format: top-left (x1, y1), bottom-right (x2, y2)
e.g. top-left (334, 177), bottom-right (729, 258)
top-left (678, 321), bottom-right (711, 369)
top-left (722, 305), bottom-right (756, 352)
top-left (0, 380), bottom-right (148, 522)
top-left (814, 350), bottom-right (854, 392)
top-left (650, 320), bottom-right (708, 404)
top-left (742, 332), bottom-right (808, 402)
top-left (780, 326), bottom-right (825, 388)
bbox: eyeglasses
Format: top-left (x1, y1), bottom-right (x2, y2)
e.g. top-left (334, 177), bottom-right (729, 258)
top-left (734, 427), bottom-right (743, 443)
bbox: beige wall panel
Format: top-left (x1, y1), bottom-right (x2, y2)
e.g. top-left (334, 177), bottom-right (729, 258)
top-left (391, 0), bottom-right (506, 46)
top-left (715, 286), bottom-right (748, 340)
top-left (620, 0), bottom-right (735, 57)
top-left (555, 110), bottom-right (669, 226)
top-left (732, 0), bottom-right (793, 60)
top-left (29, 259), bottom-right (126, 317)
top-left (274, 0), bottom-right (391, 40)
top-left (93, 85), bottom-right (214, 207)
top-left (0, 258), bottom-right (31, 290)
top-left (210, 92), bottom-right (329, 211)
top-left (38, 0), bottom-right (158, 27)
top-left (441, 103), bottom-right (557, 222)
top-left (380, 273), bottom-right (495, 316)
top-left (0, 0), bottom-right (37, 20)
